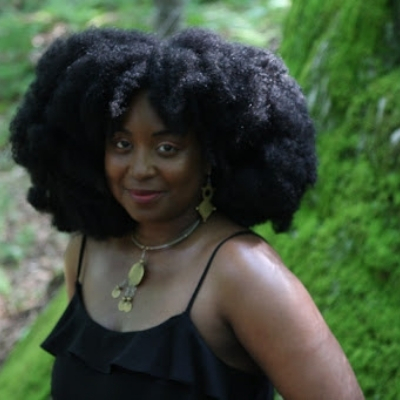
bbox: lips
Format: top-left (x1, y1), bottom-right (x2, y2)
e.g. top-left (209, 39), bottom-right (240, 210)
top-left (127, 189), bottom-right (164, 204)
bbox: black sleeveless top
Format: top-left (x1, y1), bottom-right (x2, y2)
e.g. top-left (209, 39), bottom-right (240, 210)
top-left (42, 233), bottom-right (274, 399)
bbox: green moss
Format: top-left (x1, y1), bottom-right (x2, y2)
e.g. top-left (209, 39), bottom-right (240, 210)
top-left (0, 289), bottom-right (67, 400)
top-left (281, 0), bottom-right (397, 131)
top-left (266, 84), bottom-right (400, 398)
top-left (342, 68), bottom-right (400, 170)
top-left (280, 0), bottom-right (338, 78)
top-left (260, 1), bottom-right (400, 398)
top-left (256, 202), bottom-right (400, 398)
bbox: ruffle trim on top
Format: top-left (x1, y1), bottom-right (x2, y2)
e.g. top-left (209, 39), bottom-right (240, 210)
top-left (42, 285), bottom-right (273, 400)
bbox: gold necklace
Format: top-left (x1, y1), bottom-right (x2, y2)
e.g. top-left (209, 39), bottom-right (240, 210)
top-left (111, 219), bottom-right (201, 312)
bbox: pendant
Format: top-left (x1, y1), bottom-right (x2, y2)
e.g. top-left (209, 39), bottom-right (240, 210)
top-left (111, 218), bottom-right (200, 313)
top-left (111, 259), bottom-right (144, 312)
top-left (128, 259), bottom-right (145, 286)
top-left (111, 285), bottom-right (122, 298)
top-left (118, 297), bottom-right (133, 312)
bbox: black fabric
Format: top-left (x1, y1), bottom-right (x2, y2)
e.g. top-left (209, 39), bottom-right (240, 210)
top-left (42, 232), bottom-right (274, 399)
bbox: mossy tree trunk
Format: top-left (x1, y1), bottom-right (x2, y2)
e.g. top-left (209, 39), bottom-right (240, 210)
top-left (281, 0), bottom-right (400, 131)
top-left (259, 1), bottom-right (400, 398)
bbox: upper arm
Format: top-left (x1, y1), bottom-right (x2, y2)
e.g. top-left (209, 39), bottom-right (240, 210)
top-left (63, 234), bottom-right (84, 301)
top-left (216, 237), bottom-right (364, 400)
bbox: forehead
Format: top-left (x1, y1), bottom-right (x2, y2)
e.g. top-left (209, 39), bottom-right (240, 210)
top-left (119, 91), bottom-right (201, 142)
top-left (122, 91), bottom-right (165, 131)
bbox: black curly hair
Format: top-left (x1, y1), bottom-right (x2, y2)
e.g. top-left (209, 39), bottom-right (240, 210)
top-left (9, 27), bottom-right (316, 239)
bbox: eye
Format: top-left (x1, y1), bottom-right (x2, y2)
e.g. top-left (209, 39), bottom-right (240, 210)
top-left (115, 139), bottom-right (131, 149)
top-left (157, 143), bottom-right (179, 156)
top-left (108, 136), bottom-right (132, 151)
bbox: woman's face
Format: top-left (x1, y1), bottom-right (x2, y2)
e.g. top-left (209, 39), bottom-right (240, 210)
top-left (105, 92), bottom-right (205, 226)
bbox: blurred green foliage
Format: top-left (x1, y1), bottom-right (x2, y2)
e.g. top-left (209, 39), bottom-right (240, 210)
top-left (0, 289), bottom-right (67, 400)
top-left (0, 169), bottom-right (37, 296)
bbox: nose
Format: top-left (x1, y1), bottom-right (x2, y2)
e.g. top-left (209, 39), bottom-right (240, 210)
top-left (128, 148), bottom-right (156, 180)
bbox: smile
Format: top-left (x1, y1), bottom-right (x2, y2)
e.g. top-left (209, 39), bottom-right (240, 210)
top-left (127, 189), bottom-right (164, 204)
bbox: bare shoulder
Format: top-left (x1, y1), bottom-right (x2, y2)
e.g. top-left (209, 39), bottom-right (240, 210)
top-left (210, 231), bottom-right (304, 335)
top-left (211, 232), bottom-right (364, 399)
top-left (212, 232), bottom-right (295, 299)
top-left (212, 231), bottom-right (319, 339)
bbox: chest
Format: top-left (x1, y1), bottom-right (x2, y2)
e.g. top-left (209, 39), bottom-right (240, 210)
top-left (78, 239), bottom-right (258, 374)
top-left (79, 241), bottom-right (217, 332)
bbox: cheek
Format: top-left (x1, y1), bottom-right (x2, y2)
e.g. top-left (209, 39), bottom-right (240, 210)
top-left (179, 161), bottom-right (205, 198)
top-left (104, 154), bottom-right (123, 192)
top-left (105, 152), bottom-right (121, 177)
top-left (174, 157), bottom-right (204, 185)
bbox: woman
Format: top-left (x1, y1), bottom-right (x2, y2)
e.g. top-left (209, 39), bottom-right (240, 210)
top-left (10, 27), bottom-right (364, 399)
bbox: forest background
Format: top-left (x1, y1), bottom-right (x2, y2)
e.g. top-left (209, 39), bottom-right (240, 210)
top-left (0, 0), bottom-right (399, 399)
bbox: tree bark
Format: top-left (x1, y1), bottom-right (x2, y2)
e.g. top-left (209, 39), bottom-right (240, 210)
top-left (154, 0), bottom-right (185, 37)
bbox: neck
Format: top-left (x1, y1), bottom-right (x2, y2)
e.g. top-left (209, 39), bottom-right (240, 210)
top-left (133, 213), bottom-right (202, 247)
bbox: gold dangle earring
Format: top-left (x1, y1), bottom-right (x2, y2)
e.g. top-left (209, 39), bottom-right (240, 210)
top-left (196, 173), bottom-right (216, 222)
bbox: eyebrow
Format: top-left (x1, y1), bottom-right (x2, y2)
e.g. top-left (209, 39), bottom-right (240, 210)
top-left (119, 128), bottom-right (177, 137)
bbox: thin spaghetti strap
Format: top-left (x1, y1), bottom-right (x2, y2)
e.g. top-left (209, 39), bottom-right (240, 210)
top-left (76, 235), bottom-right (87, 283)
top-left (185, 230), bottom-right (252, 312)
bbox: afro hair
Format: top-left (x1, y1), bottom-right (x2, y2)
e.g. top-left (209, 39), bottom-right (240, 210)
top-left (10, 27), bottom-right (316, 239)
